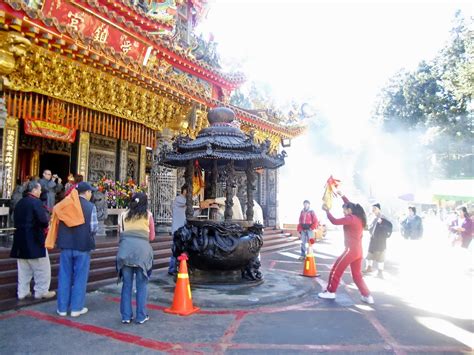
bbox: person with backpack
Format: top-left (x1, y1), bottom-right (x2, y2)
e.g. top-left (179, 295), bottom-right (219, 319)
top-left (363, 203), bottom-right (393, 279)
top-left (297, 200), bottom-right (319, 260)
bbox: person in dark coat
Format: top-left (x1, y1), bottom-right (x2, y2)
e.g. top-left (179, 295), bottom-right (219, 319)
top-left (401, 206), bottom-right (423, 240)
top-left (10, 180), bottom-right (55, 300)
top-left (363, 203), bottom-right (392, 279)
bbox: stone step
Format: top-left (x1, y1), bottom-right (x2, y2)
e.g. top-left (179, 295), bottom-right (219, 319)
top-left (0, 229), bottom-right (298, 311)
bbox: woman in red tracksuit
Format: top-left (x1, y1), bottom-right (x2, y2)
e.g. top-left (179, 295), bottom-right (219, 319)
top-left (318, 193), bottom-right (374, 304)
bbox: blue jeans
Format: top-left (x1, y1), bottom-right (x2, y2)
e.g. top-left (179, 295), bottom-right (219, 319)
top-left (300, 229), bottom-right (314, 256)
top-left (120, 266), bottom-right (148, 322)
top-left (168, 256), bottom-right (177, 274)
top-left (57, 249), bottom-right (91, 313)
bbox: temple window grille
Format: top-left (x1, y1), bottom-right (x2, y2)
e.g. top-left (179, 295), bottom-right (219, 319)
top-left (151, 164), bottom-right (177, 224)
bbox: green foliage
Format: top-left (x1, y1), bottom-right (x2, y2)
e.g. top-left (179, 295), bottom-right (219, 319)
top-left (374, 11), bottom-right (473, 178)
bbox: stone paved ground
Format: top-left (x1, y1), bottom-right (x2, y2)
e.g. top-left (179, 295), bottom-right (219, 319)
top-left (1, 231), bottom-right (472, 354)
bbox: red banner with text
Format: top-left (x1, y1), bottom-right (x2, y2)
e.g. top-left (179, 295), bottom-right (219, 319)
top-left (24, 120), bottom-right (76, 143)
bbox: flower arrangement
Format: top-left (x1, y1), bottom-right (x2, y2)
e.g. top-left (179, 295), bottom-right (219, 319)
top-left (95, 177), bottom-right (147, 209)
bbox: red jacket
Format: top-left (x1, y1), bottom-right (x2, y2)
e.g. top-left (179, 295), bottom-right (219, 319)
top-left (326, 196), bottom-right (364, 256)
top-left (297, 209), bottom-right (318, 232)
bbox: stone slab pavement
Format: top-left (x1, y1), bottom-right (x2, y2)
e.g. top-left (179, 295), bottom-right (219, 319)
top-left (0, 231), bottom-right (472, 354)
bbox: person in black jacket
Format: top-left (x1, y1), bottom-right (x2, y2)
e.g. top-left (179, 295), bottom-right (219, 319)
top-left (401, 206), bottom-right (423, 240)
top-left (10, 180), bottom-right (55, 300)
top-left (363, 203), bottom-right (392, 279)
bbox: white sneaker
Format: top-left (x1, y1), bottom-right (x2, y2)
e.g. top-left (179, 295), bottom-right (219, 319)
top-left (361, 295), bottom-right (375, 304)
top-left (70, 307), bottom-right (88, 317)
top-left (318, 290), bottom-right (336, 300)
top-left (34, 291), bottom-right (56, 300)
top-left (56, 310), bottom-right (67, 317)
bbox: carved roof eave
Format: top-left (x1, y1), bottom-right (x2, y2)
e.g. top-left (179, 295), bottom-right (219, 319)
top-left (98, 0), bottom-right (175, 29)
top-left (163, 150), bottom-right (285, 170)
top-left (3, 0), bottom-right (244, 87)
top-left (178, 138), bottom-right (255, 151)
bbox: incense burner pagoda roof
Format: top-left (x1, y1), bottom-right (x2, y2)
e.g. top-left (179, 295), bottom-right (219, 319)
top-left (162, 108), bottom-right (286, 170)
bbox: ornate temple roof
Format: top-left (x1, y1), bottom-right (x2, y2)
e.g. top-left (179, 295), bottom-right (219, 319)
top-left (2, 0), bottom-right (243, 87)
top-left (0, 1), bottom-right (305, 145)
top-left (162, 108), bottom-right (286, 170)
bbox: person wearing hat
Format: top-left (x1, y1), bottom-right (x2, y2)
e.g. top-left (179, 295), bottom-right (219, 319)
top-left (297, 200), bottom-right (319, 260)
top-left (56, 181), bottom-right (98, 317)
top-left (363, 203), bottom-right (393, 279)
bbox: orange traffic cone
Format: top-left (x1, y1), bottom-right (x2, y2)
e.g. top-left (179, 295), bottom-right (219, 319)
top-left (164, 253), bottom-right (200, 316)
top-left (302, 239), bottom-right (319, 277)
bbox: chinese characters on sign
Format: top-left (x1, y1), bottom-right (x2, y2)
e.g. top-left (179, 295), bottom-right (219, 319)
top-left (93, 24), bottom-right (109, 44)
top-left (43, 0), bottom-right (147, 61)
top-left (78, 132), bottom-right (90, 181)
top-left (67, 11), bottom-right (85, 32)
top-left (1, 118), bottom-right (19, 198)
top-left (119, 35), bottom-right (140, 55)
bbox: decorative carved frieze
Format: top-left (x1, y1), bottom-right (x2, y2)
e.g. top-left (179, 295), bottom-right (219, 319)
top-left (90, 134), bottom-right (117, 152)
top-left (6, 45), bottom-right (194, 134)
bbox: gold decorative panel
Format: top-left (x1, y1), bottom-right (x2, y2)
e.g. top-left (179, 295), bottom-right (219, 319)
top-left (1, 116), bottom-right (19, 197)
top-left (77, 132), bottom-right (90, 181)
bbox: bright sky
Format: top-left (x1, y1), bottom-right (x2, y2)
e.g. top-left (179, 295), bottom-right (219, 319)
top-left (198, 0), bottom-right (472, 223)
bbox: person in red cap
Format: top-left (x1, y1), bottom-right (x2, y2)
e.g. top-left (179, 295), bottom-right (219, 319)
top-left (319, 191), bottom-right (374, 304)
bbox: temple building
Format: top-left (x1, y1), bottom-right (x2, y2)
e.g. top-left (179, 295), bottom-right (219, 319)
top-left (0, 0), bottom-right (303, 227)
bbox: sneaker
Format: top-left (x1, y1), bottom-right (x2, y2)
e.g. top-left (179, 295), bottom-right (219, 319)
top-left (361, 295), bottom-right (375, 305)
top-left (34, 291), bottom-right (56, 300)
top-left (56, 310), bottom-right (67, 317)
top-left (70, 307), bottom-right (88, 317)
top-left (121, 319), bottom-right (132, 324)
top-left (318, 290), bottom-right (336, 300)
top-left (136, 315), bottom-right (150, 324)
top-left (18, 292), bottom-right (32, 300)
top-left (376, 271), bottom-right (384, 279)
top-left (298, 256), bottom-right (305, 261)
top-left (362, 267), bottom-right (373, 274)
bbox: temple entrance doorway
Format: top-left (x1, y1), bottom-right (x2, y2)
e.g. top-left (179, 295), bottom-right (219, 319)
top-left (39, 152), bottom-right (70, 182)
top-left (17, 122), bottom-right (73, 183)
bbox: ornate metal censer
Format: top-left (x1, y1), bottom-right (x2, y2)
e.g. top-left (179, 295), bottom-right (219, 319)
top-left (162, 107), bottom-right (286, 282)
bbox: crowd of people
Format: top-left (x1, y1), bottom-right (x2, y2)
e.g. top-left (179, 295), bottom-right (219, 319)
top-left (7, 170), bottom-right (472, 320)
top-left (296, 190), bottom-right (472, 305)
top-left (9, 169), bottom-right (156, 324)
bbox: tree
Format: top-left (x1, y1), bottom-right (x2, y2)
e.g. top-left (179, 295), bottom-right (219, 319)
top-left (374, 11), bottom-right (473, 178)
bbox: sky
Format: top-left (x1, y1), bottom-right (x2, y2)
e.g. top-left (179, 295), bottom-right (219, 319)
top-left (197, 0), bottom-right (472, 223)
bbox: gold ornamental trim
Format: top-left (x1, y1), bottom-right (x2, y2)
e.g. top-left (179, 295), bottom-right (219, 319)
top-left (5, 45), bottom-right (195, 134)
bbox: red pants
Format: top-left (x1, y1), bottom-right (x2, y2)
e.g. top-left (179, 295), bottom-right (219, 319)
top-left (327, 248), bottom-right (370, 297)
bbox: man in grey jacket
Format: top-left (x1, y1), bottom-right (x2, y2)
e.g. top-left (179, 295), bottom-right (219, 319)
top-left (39, 169), bottom-right (63, 212)
top-left (168, 184), bottom-right (187, 275)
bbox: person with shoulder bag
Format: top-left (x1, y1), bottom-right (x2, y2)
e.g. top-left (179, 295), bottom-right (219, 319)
top-left (117, 193), bottom-right (155, 324)
top-left (297, 200), bottom-right (319, 260)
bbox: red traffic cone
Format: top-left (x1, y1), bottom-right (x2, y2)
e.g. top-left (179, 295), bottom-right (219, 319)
top-left (164, 253), bottom-right (200, 316)
top-left (302, 240), bottom-right (319, 277)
